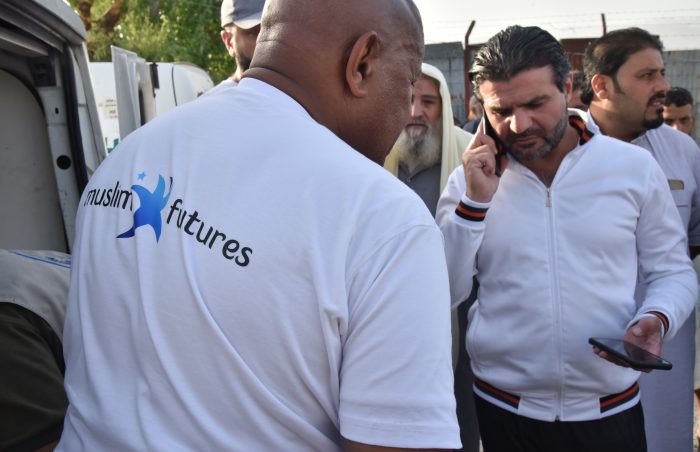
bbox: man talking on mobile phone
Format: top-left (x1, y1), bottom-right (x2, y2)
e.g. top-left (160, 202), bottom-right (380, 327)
top-left (437, 25), bottom-right (697, 451)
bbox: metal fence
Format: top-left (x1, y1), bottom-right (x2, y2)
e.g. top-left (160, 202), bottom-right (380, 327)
top-left (424, 43), bottom-right (700, 141)
top-left (425, 42), bottom-right (467, 125)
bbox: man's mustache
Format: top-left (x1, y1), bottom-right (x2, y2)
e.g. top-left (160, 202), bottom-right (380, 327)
top-left (406, 119), bottom-right (429, 128)
top-left (506, 128), bottom-right (545, 141)
top-left (647, 92), bottom-right (665, 107)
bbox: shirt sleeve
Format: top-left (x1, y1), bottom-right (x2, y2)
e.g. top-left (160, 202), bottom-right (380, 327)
top-left (436, 165), bottom-right (487, 308)
top-left (338, 224), bottom-right (461, 450)
top-left (632, 159), bottom-right (699, 340)
top-left (684, 139), bottom-right (700, 247)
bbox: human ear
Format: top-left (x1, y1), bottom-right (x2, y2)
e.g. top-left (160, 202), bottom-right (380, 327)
top-left (590, 73), bottom-right (609, 100)
top-left (221, 30), bottom-right (235, 56)
top-left (345, 31), bottom-right (379, 98)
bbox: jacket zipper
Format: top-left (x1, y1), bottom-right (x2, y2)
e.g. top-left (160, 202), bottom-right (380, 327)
top-left (544, 184), bottom-right (564, 419)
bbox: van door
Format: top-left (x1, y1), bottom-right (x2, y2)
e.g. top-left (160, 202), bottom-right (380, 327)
top-left (111, 45), bottom-right (157, 140)
top-left (0, 0), bottom-right (106, 252)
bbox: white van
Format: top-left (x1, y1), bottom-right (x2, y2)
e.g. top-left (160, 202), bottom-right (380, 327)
top-left (0, 0), bottom-right (106, 252)
top-left (90, 48), bottom-right (214, 152)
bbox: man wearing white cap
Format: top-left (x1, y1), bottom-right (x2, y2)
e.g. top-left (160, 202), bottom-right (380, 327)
top-left (206, 0), bottom-right (265, 96)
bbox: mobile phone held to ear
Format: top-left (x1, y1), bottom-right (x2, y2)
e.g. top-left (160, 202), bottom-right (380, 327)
top-left (481, 115), bottom-right (507, 177)
top-left (588, 337), bottom-right (672, 371)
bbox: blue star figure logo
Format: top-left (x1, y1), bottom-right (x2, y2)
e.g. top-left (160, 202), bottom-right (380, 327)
top-left (137, 172), bottom-right (146, 180)
top-left (117, 175), bottom-right (173, 242)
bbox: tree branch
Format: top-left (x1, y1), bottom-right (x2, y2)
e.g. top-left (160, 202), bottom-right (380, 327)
top-left (97, 0), bottom-right (124, 33)
top-left (149, 0), bottom-right (160, 20)
top-left (75, 0), bottom-right (93, 31)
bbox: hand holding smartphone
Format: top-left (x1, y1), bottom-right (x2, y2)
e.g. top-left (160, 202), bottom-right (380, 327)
top-left (463, 114), bottom-right (508, 203)
top-left (589, 337), bottom-right (672, 371)
top-left (481, 115), bottom-right (507, 177)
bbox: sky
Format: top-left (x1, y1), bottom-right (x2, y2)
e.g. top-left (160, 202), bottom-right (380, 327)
top-left (413, 0), bottom-right (700, 50)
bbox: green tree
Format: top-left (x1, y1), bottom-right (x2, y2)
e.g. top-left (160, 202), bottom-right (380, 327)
top-left (68, 0), bottom-right (233, 83)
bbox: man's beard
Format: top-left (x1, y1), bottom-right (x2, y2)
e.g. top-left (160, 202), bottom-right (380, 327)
top-left (505, 112), bottom-right (568, 163)
top-left (613, 77), bottom-right (665, 132)
top-left (642, 92), bottom-right (666, 130)
top-left (236, 52), bottom-right (253, 72)
top-left (394, 118), bottom-right (443, 174)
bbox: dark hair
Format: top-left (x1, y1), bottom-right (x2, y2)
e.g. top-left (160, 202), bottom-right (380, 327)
top-left (571, 70), bottom-right (585, 92)
top-left (470, 25), bottom-right (570, 101)
top-left (581, 27), bottom-right (664, 104)
top-left (665, 86), bottom-right (693, 107)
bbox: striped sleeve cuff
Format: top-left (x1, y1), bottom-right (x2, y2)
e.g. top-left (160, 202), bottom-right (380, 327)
top-left (640, 311), bottom-right (669, 337)
top-left (455, 194), bottom-right (491, 222)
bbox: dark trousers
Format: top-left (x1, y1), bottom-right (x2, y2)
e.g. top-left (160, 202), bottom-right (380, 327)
top-left (475, 395), bottom-right (647, 452)
top-left (454, 289), bottom-right (480, 452)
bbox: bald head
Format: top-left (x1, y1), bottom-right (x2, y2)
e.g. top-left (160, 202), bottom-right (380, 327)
top-left (245, 0), bottom-right (424, 164)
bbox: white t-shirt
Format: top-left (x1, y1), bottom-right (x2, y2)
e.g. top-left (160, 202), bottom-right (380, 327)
top-left (202, 77), bottom-right (238, 97)
top-left (58, 78), bottom-right (460, 451)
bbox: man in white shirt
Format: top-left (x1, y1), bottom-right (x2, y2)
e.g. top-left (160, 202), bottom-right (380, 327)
top-left (57, 1), bottom-right (461, 451)
top-left (583, 27), bottom-right (700, 452)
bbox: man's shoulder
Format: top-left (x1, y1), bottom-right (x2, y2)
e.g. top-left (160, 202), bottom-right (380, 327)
top-left (649, 124), bottom-right (700, 152)
top-left (581, 132), bottom-right (664, 176)
top-left (588, 130), bottom-right (651, 155)
top-left (324, 153), bottom-right (438, 235)
top-left (201, 78), bottom-right (238, 98)
top-left (343, 153), bottom-right (435, 217)
top-left (642, 125), bottom-right (700, 172)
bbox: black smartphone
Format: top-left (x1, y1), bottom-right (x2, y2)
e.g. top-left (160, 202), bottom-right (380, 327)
top-left (481, 115), bottom-right (507, 177)
top-left (588, 337), bottom-right (672, 371)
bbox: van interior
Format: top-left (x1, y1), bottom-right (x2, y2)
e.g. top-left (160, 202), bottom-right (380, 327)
top-left (0, 1), bottom-right (105, 252)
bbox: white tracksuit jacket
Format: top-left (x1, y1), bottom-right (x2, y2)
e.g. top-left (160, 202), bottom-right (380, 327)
top-left (437, 115), bottom-right (698, 422)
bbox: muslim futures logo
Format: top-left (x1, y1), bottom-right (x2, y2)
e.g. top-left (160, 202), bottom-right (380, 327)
top-left (84, 172), bottom-right (253, 267)
top-left (117, 174), bottom-right (172, 242)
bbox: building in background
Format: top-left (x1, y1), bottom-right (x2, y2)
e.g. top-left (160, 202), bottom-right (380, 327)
top-left (424, 42), bottom-right (467, 124)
